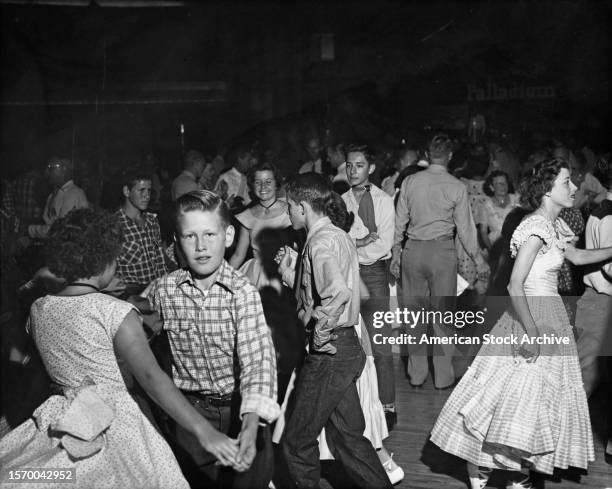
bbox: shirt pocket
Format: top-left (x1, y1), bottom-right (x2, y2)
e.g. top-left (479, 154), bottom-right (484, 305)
top-left (162, 318), bottom-right (195, 355)
top-left (122, 241), bottom-right (144, 266)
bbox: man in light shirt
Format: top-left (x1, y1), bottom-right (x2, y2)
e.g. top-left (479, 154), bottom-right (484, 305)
top-left (171, 149), bottom-right (205, 201)
top-left (390, 133), bottom-right (487, 390)
top-left (298, 137), bottom-right (323, 174)
top-left (341, 144), bottom-right (397, 430)
top-left (214, 146), bottom-right (251, 208)
top-left (28, 157), bottom-right (88, 239)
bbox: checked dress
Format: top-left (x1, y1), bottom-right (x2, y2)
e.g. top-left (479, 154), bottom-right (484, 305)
top-left (430, 215), bottom-right (594, 475)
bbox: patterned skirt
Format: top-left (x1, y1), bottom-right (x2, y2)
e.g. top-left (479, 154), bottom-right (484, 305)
top-left (430, 296), bottom-right (594, 474)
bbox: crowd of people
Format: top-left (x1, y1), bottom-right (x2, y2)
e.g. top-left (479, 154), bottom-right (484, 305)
top-left (0, 126), bottom-right (611, 489)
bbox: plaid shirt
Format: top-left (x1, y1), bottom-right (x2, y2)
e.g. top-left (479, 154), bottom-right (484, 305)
top-left (147, 261), bottom-right (279, 423)
top-left (115, 208), bottom-right (167, 286)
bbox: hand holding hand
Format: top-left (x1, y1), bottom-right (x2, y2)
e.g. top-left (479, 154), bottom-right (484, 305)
top-left (197, 428), bottom-right (239, 467)
top-left (233, 414), bottom-right (258, 472)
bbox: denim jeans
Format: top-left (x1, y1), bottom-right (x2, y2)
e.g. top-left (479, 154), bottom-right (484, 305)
top-left (360, 260), bottom-right (395, 405)
top-left (282, 331), bottom-right (392, 489)
top-left (168, 394), bottom-right (273, 489)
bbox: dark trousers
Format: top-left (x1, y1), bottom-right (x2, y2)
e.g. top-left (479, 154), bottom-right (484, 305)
top-left (401, 239), bottom-right (457, 388)
top-left (360, 260), bottom-right (395, 405)
top-left (282, 331), bottom-right (392, 489)
top-left (168, 394), bottom-right (273, 489)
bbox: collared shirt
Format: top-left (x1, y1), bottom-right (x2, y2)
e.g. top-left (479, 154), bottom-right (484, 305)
top-left (115, 208), bottom-right (167, 286)
top-left (29, 180), bottom-right (88, 239)
top-left (297, 217), bottom-right (360, 339)
top-left (147, 261), bottom-right (279, 423)
top-left (214, 167), bottom-right (251, 205)
top-left (298, 158), bottom-right (322, 174)
top-left (342, 184), bottom-right (395, 265)
top-left (171, 170), bottom-right (201, 201)
top-left (394, 165), bottom-right (479, 260)
top-left (583, 194), bottom-right (612, 296)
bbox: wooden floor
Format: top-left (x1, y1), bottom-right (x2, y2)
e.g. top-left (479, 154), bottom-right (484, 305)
top-left (355, 356), bottom-right (612, 489)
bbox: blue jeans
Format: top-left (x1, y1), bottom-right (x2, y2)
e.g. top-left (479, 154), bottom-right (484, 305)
top-left (282, 330), bottom-right (392, 489)
top-left (360, 260), bottom-right (395, 405)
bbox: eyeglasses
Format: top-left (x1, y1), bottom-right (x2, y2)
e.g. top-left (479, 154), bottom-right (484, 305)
top-left (46, 163), bottom-right (65, 171)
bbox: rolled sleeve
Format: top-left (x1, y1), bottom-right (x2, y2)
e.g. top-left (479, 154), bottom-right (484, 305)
top-left (234, 286), bottom-right (280, 423)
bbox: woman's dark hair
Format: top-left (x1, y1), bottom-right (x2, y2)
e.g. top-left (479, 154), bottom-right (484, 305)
top-left (45, 208), bottom-right (123, 283)
top-left (246, 162), bottom-right (279, 192)
top-left (326, 192), bottom-right (354, 233)
top-left (518, 157), bottom-right (569, 211)
top-left (483, 170), bottom-right (514, 197)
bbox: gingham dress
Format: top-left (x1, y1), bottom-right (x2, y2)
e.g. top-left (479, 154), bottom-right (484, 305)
top-left (431, 215), bottom-right (595, 474)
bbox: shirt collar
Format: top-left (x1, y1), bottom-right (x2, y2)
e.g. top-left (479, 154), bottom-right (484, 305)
top-left (306, 216), bottom-right (332, 244)
top-left (426, 164), bottom-right (448, 173)
top-left (59, 179), bottom-right (75, 191)
top-left (118, 206), bottom-right (152, 224)
top-left (174, 259), bottom-right (236, 294)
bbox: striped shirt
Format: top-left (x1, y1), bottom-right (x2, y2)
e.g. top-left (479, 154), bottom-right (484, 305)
top-left (147, 261), bottom-right (279, 422)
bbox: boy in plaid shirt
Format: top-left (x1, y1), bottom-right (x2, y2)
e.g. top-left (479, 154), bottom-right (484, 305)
top-left (146, 190), bottom-right (279, 489)
top-left (115, 170), bottom-right (168, 296)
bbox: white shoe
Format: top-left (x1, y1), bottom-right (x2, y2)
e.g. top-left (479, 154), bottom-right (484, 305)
top-left (383, 453), bottom-right (404, 485)
top-left (506, 475), bottom-right (533, 489)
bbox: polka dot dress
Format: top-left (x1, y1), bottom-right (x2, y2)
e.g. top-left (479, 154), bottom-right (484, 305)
top-left (0, 293), bottom-right (189, 489)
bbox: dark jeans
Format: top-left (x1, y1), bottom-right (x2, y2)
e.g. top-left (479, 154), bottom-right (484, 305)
top-left (282, 330), bottom-right (392, 489)
top-left (168, 393), bottom-right (273, 489)
top-left (360, 260), bottom-right (395, 405)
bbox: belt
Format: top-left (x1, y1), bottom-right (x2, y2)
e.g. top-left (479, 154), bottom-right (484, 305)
top-left (408, 235), bottom-right (453, 242)
top-left (333, 327), bottom-right (357, 337)
top-left (181, 390), bottom-right (233, 407)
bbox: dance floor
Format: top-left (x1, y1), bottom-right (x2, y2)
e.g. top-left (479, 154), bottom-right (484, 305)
top-left (321, 356), bottom-right (612, 489)
top-left (2, 354), bottom-right (610, 488)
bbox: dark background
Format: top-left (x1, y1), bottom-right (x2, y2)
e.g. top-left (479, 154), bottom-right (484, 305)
top-left (1, 0), bottom-right (610, 179)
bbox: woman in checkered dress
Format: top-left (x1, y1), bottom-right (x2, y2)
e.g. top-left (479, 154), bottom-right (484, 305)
top-left (431, 158), bottom-right (612, 488)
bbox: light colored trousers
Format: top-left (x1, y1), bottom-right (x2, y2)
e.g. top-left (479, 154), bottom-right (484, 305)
top-left (401, 239), bottom-right (457, 388)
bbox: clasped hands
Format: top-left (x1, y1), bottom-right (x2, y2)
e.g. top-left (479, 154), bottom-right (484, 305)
top-left (197, 413), bottom-right (259, 472)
